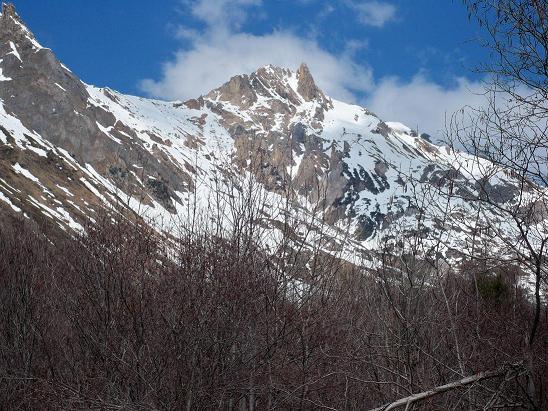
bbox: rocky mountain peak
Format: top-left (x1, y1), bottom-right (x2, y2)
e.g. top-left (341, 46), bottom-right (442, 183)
top-left (296, 63), bottom-right (320, 102)
top-left (0, 5), bottom-right (532, 265)
top-left (207, 63), bottom-right (331, 112)
top-left (209, 73), bottom-right (257, 108)
top-left (0, 2), bottom-right (42, 50)
top-left (1, 2), bottom-right (15, 19)
top-left (1, 3), bottom-right (16, 39)
top-left (1, 3), bottom-right (24, 33)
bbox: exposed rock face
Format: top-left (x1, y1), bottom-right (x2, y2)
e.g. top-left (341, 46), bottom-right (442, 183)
top-left (296, 63), bottom-right (320, 102)
top-left (2, 3), bottom-right (15, 20)
top-left (212, 74), bottom-right (257, 109)
top-left (0, 4), bottom-right (536, 262)
top-left (0, 4), bottom-right (195, 226)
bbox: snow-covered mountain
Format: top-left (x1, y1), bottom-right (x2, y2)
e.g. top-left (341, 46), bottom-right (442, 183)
top-left (0, 3), bottom-right (532, 265)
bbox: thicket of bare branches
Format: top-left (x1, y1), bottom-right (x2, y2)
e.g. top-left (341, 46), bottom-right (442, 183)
top-left (0, 1), bottom-right (547, 409)
top-left (0, 205), bottom-right (545, 410)
top-left (439, 1), bottom-right (548, 406)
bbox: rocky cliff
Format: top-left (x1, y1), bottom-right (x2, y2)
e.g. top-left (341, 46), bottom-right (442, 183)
top-left (0, 3), bottom-right (533, 265)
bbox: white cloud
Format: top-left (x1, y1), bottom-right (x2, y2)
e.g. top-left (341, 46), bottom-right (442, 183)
top-left (364, 75), bottom-right (486, 139)
top-left (189, 0), bottom-right (261, 29)
top-left (140, 0), bottom-right (374, 102)
top-left (141, 0), bottom-right (485, 142)
top-left (350, 1), bottom-right (397, 27)
top-left (141, 31), bottom-right (373, 102)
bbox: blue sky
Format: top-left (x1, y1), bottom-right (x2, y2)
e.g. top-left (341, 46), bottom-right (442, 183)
top-left (11, 0), bottom-right (489, 138)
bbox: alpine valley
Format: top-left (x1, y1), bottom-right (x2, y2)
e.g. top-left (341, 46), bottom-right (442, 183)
top-left (0, 3), bottom-right (538, 271)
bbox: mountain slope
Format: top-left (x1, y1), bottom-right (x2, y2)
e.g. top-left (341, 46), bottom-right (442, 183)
top-left (0, 3), bottom-right (535, 266)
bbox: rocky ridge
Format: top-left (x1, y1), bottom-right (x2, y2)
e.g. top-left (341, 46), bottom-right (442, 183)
top-left (0, 3), bottom-right (534, 266)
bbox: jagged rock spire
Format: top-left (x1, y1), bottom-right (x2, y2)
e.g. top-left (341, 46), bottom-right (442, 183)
top-left (1, 2), bottom-right (21, 32)
top-left (296, 63), bottom-right (320, 102)
top-left (1, 2), bottom-right (16, 20)
top-left (1, 2), bottom-right (43, 50)
top-left (2, 3), bottom-right (15, 14)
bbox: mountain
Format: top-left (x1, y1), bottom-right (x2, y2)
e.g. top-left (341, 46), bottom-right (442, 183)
top-left (0, 3), bottom-right (529, 266)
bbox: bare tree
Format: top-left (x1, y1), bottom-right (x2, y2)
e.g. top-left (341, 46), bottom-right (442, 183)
top-left (438, 0), bottom-right (548, 406)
